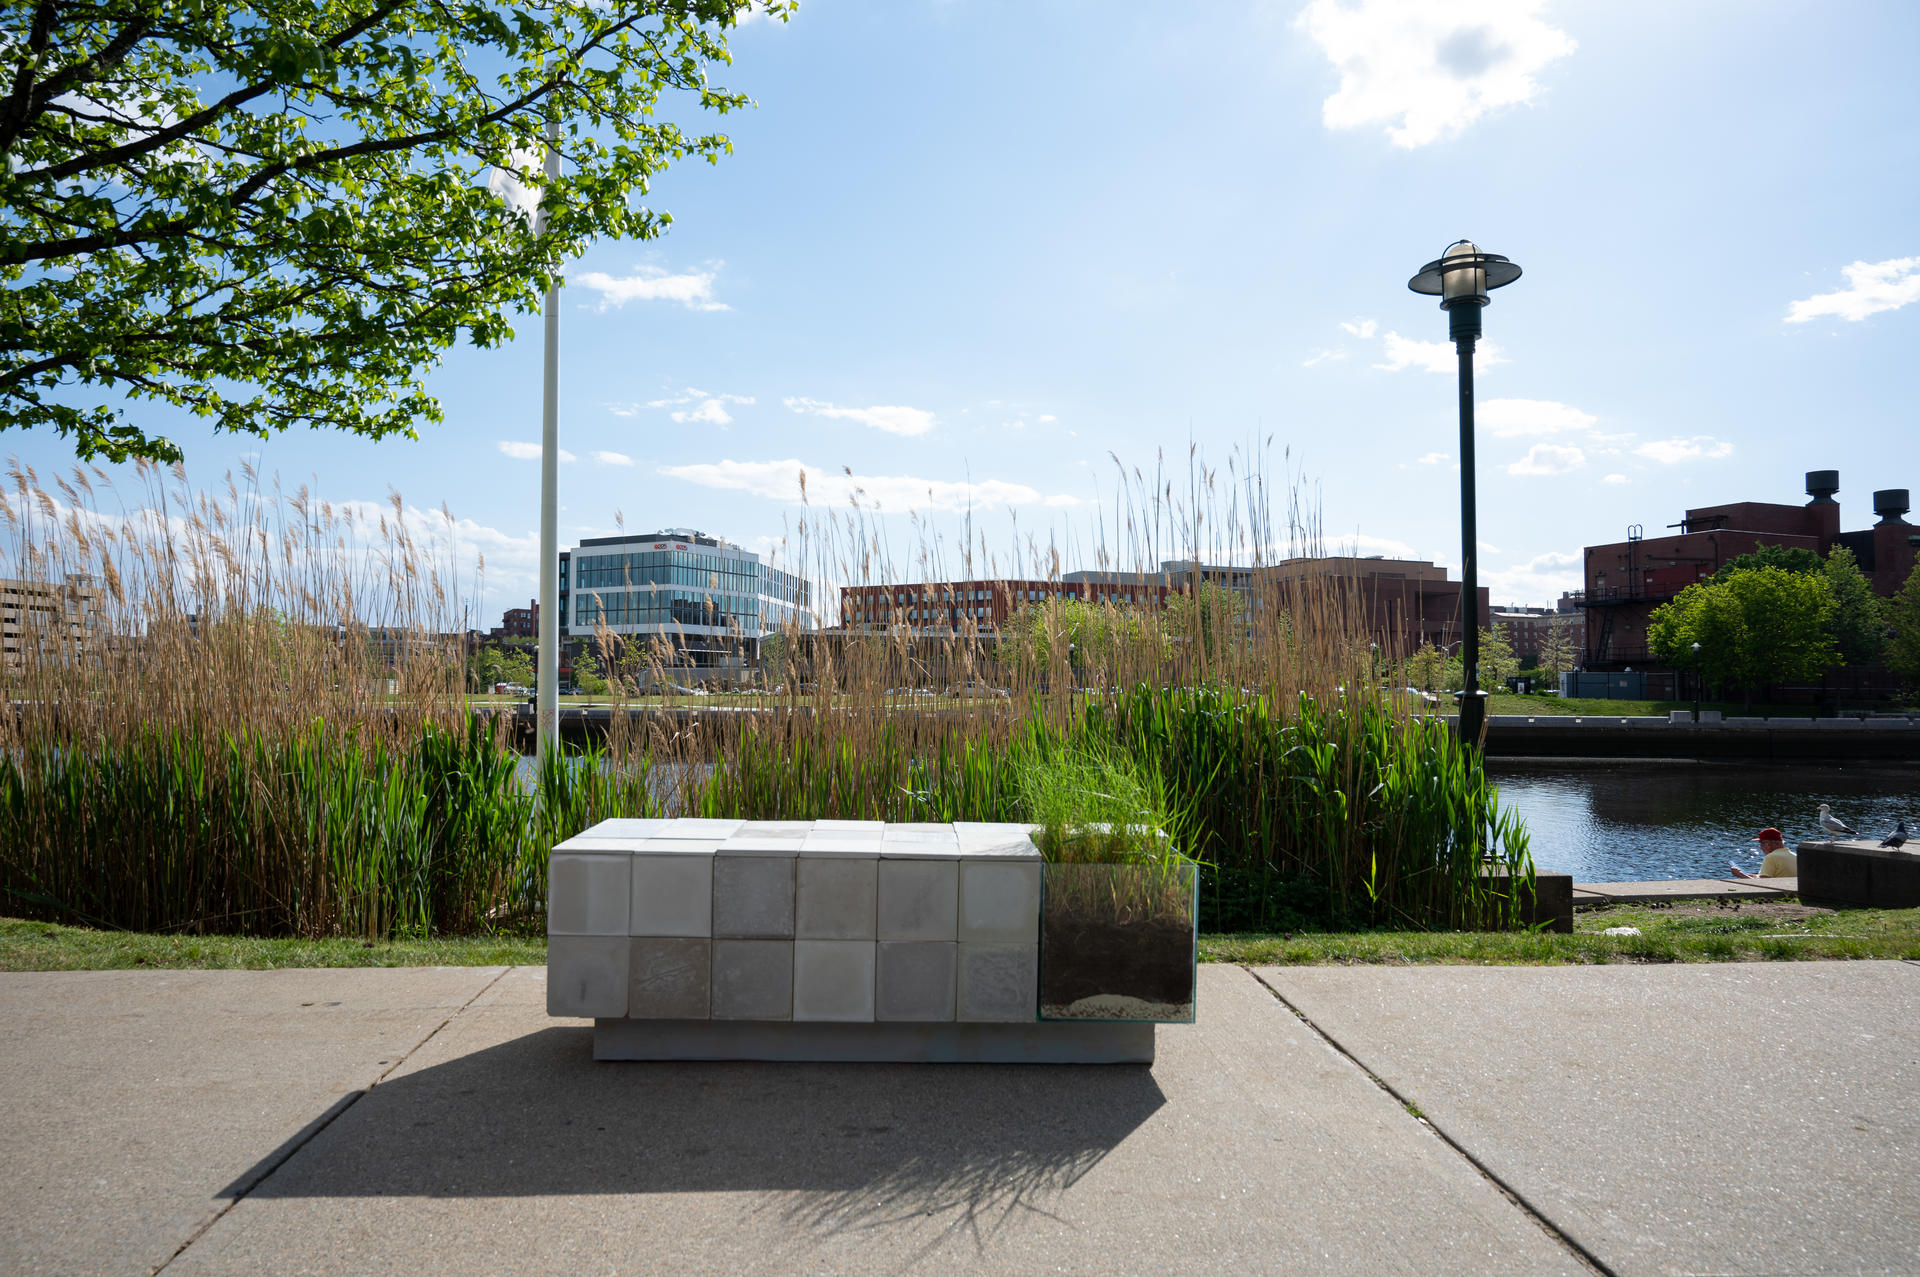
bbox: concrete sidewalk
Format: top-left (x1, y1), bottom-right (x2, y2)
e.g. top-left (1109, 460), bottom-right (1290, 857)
top-left (1, 962), bottom-right (1914, 1275)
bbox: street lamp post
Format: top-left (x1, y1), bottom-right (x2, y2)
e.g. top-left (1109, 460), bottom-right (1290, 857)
top-left (1409, 241), bottom-right (1523, 746)
top-left (1691, 641), bottom-right (1702, 722)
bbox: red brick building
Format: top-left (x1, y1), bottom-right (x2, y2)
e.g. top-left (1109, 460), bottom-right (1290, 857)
top-left (838, 557), bottom-right (1487, 655)
top-left (1581, 472), bottom-right (1915, 670)
top-left (494, 599), bottom-right (538, 640)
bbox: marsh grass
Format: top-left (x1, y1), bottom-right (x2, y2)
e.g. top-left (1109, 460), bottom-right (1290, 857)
top-left (4, 444), bottom-right (1532, 938)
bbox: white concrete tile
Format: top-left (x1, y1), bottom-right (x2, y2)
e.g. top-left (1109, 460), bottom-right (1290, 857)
top-left (735, 820), bottom-right (815, 837)
top-left (583, 818), bottom-right (674, 840)
top-left (796, 857), bottom-right (878, 939)
top-left (877, 859), bottom-right (958, 940)
top-left (800, 833), bottom-right (887, 855)
top-left (875, 940), bottom-right (956, 1021)
top-left (959, 859), bottom-right (1041, 943)
top-left (551, 836), bottom-right (651, 854)
top-left (711, 940), bottom-right (793, 1020)
top-left (792, 940), bottom-right (877, 1022)
top-left (630, 854), bottom-right (713, 937)
top-left (811, 819), bottom-right (884, 834)
top-left (719, 836), bottom-right (808, 854)
top-left (547, 854), bottom-right (631, 935)
top-left (713, 854), bottom-right (796, 938)
top-left (656, 817), bottom-right (745, 840)
top-left (958, 942), bottom-right (1038, 1022)
top-left (546, 935), bottom-right (630, 1017)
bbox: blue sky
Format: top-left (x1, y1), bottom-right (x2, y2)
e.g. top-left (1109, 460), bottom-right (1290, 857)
top-left (12, 0), bottom-right (1919, 619)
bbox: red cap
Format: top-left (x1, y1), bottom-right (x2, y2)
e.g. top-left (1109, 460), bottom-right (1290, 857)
top-left (1754, 827), bottom-right (1784, 842)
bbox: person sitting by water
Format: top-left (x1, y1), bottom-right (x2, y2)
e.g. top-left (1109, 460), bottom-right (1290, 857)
top-left (1755, 827), bottom-right (1797, 877)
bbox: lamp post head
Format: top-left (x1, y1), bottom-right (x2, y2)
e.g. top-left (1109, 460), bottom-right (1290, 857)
top-left (1691, 642), bottom-right (1701, 653)
top-left (1408, 240), bottom-right (1522, 310)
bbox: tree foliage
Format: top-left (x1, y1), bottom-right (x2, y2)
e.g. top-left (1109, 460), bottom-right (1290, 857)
top-left (1649, 566), bottom-right (1838, 696)
top-left (1712, 543), bottom-right (1824, 583)
top-left (1821, 545), bottom-right (1884, 666)
top-left (1886, 562), bottom-right (1920, 693)
top-left (1, 0), bottom-right (788, 462)
top-left (1535, 620), bottom-right (1576, 679)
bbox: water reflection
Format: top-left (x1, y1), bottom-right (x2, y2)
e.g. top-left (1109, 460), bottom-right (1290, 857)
top-left (1488, 760), bottom-right (1920, 883)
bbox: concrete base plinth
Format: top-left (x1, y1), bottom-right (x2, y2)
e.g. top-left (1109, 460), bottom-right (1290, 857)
top-left (1478, 869), bottom-right (1574, 933)
top-left (1798, 840), bottom-right (1920, 908)
top-left (593, 1016), bottom-right (1156, 1063)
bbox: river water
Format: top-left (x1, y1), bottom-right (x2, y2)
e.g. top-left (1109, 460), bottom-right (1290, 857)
top-left (1487, 760), bottom-right (1920, 883)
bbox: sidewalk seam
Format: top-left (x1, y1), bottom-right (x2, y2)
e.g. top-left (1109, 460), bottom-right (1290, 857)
top-left (1244, 966), bottom-right (1614, 1277)
top-left (151, 965), bottom-right (515, 1275)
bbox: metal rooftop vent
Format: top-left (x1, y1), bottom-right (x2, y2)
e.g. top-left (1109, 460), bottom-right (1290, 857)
top-left (1873, 489), bottom-right (1910, 524)
top-left (1805, 470), bottom-right (1840, 505)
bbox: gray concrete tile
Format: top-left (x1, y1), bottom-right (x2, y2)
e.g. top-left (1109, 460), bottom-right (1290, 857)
top-left (627, 938), bottom-right (711, 1019)
top-left (877, 858), bottom-right (958, 940)
top-left (958, 859), bottom-right (1040, 942)
top-left (875, 940), bottom-right (956, 1021)
top-left (713, 853), bottom-right (796, 939)
top-left (546, 853), bottom-right (631, 935)
top-left (796, 856), bottom-right (878, 940)
top-left (958, 942), bottom-right (1037, 1022)
top-left (1259, 962), bottom-right (1920, 1277)
top-left (657, 817), bottom-right (746, 840)
top-left (546, 935), bottom-right (629, 1017)
top-left (792, 940), bottom-right (877, 1022)
top-left (711, 939), bottom-right (793, 1021)
top-left (1574, 878), bottom-right (1790, 902)
top-left (629, 853), bottom-right (713, 937)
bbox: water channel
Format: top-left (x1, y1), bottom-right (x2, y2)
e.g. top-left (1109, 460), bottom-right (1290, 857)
top-left (1487, 760), bottom-right (1920, 883)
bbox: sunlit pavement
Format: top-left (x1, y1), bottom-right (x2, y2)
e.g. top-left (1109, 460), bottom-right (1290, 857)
top-left (3, 961), bottom-right (1913, 1274)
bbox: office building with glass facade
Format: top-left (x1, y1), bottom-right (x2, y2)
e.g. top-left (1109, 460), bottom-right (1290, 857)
top-left (563, 529), bottom-right (812, 678)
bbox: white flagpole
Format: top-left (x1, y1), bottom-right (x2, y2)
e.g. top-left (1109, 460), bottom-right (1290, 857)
top-left (536, 118), bottom-right (561, 766)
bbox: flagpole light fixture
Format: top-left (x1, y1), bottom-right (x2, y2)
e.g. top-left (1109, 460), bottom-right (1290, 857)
top-left (1408, 240), bottom-right (1522, 748)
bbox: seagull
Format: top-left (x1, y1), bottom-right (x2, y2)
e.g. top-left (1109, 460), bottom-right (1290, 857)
top-left (1883, 819), bottom-right (1910, 850)
top-left (1817, 804), bottom-right (1856, 838)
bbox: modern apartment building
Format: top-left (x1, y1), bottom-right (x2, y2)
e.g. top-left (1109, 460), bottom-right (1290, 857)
top-left (563, 529), bottom-right (812, 678)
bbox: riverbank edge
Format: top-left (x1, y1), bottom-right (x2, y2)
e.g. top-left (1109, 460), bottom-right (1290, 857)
top-left (7, 904), bottom-right (1918, 971)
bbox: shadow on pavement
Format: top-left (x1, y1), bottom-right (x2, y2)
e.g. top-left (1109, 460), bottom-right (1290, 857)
top-left (223, 1026), bottom-right (1165, 1242)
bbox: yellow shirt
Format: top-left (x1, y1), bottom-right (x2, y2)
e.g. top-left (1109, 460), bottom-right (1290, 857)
top-left (1760, 848), bottom-right (1798, 877)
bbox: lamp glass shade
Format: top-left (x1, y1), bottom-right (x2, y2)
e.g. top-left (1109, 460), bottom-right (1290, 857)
top-left (1440, 241), bottom-right (1486, 303)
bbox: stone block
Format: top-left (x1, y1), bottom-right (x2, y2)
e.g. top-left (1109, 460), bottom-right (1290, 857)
top-left (629, 853), bottom-right (713, 937)
top-left (798, 833), bottom-right (882, 854)
top-left (1476, 868), bottom-right (1573, 933)
top-left (546, 935), bottom-right (630, 1017)
top-left (547, 853), bottom-right (631, 935)
top-left (796, 856), bottom-right (877, 939)
top-left (877, 858), bottom-right (958, 940)
top-left (958, 942), bottom-right (1037, 1022)
top-left (792, 940), bottom-right (877, 1022)
top-left (958, 858), bottom-right (1041, 942)
top-left (627, 938), bottom-right (710, 1019)
top-left (712, 852), bottom-right (795, 938)
top-left (875, 940), bottom-right (956, 1021)
top-left (583, 817), bottom-right (673, 840)
top-left (812, 819), bottom-right (883, 834)
top-left (735, 820), bottom-right (815, 838)
top-left (1798, 841), bottom-right (1920, 908)
top-left (711, 940), bottom-right (793, 1020)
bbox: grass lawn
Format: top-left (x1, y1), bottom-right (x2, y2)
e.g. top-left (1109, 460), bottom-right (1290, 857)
top-left (7, 899), bottom-right (1918, 972)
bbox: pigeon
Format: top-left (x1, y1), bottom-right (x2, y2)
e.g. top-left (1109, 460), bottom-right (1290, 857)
top-left (1817, 804), bottom-right (1856, 838)
top-left (1883, 819), bottom-right (1910, 850)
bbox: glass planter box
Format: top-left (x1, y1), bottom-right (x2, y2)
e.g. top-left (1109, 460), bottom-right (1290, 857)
top-left (1038, 857), bottom-right (1197, 1023)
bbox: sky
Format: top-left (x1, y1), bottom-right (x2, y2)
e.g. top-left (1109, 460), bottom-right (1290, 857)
top-left (10, 0), bottom-right (1919, 619)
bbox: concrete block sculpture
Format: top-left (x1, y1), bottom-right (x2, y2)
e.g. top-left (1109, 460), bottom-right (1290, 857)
top-left (548, 817), bottom-right (1186, 1062)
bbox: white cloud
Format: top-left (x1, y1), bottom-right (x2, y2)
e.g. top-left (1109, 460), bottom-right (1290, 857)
top-left (1340, 318), bottom-right (1378, 338)
top-left (574, 266), bottom-right (728, 311)
top-left (1335, 532), bottom-right (1420, 558)
top-left (1416, 451), bottom-right (1451, 465)
top-left (1302, 347), bottom-right (1349, 367)
top-left (1481, 550), bottom-right (1582, 607)
top-left (1785, 256), bottom-right (1920, 324)
top-left (497, 441), bottom-right (576, 463)
top-left (1297, 0), bottom-right (1577, 148)
top-left (1374, 331), bottom-right (1506, 373)
top-left (1037, 413), bottom-right (1058, 423)
top-left (1634, 436), bottom-right (1734, 464)
top-left (674, 399), bottom-right (735, 426)
top-left (640, 388), bottom-right (754, 426)
top-left (1506, 443), bottom-right (1585, 476)
top-left (1602, 473), bottom-right (1628, 485)
top-left (784, 397), bottom-right (937, 438)
top-left (1477, 397), bottom-right (1597, 437)
top-left (660, 458), bottom-right (1070, 513)
top-left (591, 450), bottom-right (634, 467)
top-left (1002, 419), bottom-right (1027, 431)
top-left (606, 402), bottom-right (641, 418)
